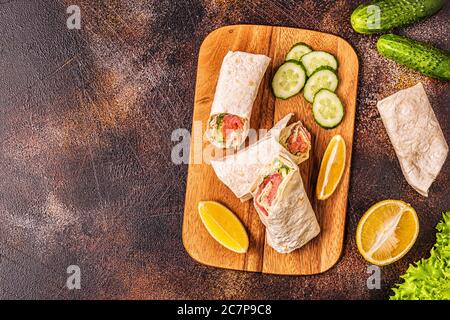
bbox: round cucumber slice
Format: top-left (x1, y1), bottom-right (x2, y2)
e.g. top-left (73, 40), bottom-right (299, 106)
top-left (312, 89), bottom-right (344, 129)
top-left (301, 51), bottom-right (338, 76)
top-left (304, 67), bottom-right (339, 103)
top-left (285, 42), bottom-right (313, 61)
top-left (272, 60), bottom-right (306, 100)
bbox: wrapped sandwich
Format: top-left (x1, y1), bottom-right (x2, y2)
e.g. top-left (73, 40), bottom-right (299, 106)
top-left (206, 51), bottom-right (271, 149)
top-left (252, 151), bottom-right (320, 253)
top-left (211, 114), bottom-right (293, 201)
top-left (279, 120), bottom-right (312, 164)
top-left (377, 83), bottom-right (448, 197)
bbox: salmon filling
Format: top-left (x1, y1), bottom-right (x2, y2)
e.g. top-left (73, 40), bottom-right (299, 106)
top-left (286, 123), bottom-right (311, 155)
top-left (208, 113), bottom-right (245, 145)
top-left (222, 114), bottom-right (244, 139)
top-left (254, 160), bottom-right (290, 216)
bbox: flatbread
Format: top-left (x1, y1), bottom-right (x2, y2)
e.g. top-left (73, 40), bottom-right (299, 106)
top-left (377, 83), bottom-right (448, 196)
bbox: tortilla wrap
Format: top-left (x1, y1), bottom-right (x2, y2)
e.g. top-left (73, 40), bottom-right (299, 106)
top-left (377, 82), bottom-right (448, 196)
top-left (251, 151), bottom-right (320, 254)
top-left (279, 120), bottom-right (312, 164)
top-left (205, 51), bottom-right (271, 149)
top-left (211, 114), bottom-right (293, 201)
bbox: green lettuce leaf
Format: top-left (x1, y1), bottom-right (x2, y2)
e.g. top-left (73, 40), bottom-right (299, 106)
top-left (390, 211), bottom-right (450, 300)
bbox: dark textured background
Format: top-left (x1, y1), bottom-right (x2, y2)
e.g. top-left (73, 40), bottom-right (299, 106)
top-left (0, 0), bottom-right (448, 300)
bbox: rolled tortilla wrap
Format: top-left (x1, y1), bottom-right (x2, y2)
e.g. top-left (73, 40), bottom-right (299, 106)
top-left (206, 51), bottom-right (271, 149)
top-left (211, 114), bottom-right (293, 201)
top-left (252, 151), bottom-right (320, 253)
top-left (279, 120), bottom-right (312, 164)
top-left (377, 83), bottom-right (448, 197)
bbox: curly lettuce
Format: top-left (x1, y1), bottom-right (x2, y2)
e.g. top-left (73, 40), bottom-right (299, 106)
top-left (390, 211), bottom-right (450, 300)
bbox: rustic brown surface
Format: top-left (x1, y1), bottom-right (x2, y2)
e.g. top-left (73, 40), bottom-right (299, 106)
top-left (0, 0), bottom-right (448, 299)
top-left (183, 24), bottom-right (358, 275)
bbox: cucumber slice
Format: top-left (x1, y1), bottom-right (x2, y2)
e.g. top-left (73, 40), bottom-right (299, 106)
top-left (301, 51), bottom-right (338, 76)
top-left (279, 166), bottom-right (289, 177)
top-left (312, 89), bottom-right (344, 129)
top-left (285, 42), bottom-right (313, 61)
top-left (304, 67), bottom-right (339, 103)
top-left (271, 60), bottom-right (306, 99)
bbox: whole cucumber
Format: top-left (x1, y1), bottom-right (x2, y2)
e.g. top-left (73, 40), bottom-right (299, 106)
top-left (351, 0), bottom-right (446, 34)
top-left (377, 34), bottom-right (450, 81)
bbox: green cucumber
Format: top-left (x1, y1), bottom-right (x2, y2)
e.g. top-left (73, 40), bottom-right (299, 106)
top-left (279, 166), bottom-right (290, 177)
top-left (210, 113), bottom-right (225, 143)
top-left (377, 34), bottom-right (450, 81)
top-left (312, 89), bottom-right (344, 129)
top-left (351, 0), bottom-right (445, 34)
top-left (285, 42), bottom-right (313, 61)
top-left (215, 113), bottom-right (225, 128)
top-left (301, 51), bottom-right (338, 76)
top-left (271, 60), bottom-right (307, 99)
top-left (303, 67), bottom-right (339, 103)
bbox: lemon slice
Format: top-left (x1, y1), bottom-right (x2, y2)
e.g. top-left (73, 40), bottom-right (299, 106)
top-left (356, 200), bottom-right (419, 266)
top-left (198, 201), bottom-right (249, 254)
top-left (316, 134), bottom-right (346, 200)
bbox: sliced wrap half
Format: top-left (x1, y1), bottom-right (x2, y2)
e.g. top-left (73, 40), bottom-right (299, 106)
top-left (252, 151), bottom-right (320, 254)
top-left (211, 114), bottom-right (293, 201)
top-left (279, 120), bottom-right (312, 164)
top-left (205, 51), bottom-right (271, 149)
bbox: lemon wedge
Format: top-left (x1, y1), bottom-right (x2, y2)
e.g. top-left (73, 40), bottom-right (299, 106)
top-left (198, 201), bottom-right (249, 254)
top-left (316, 134), bottom-right (346, 200)
top-left (356, 200), bottom-right (419, 266)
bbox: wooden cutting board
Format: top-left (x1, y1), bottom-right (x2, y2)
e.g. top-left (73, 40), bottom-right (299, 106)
top-left (182, 25), bottom-right (358, 275)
